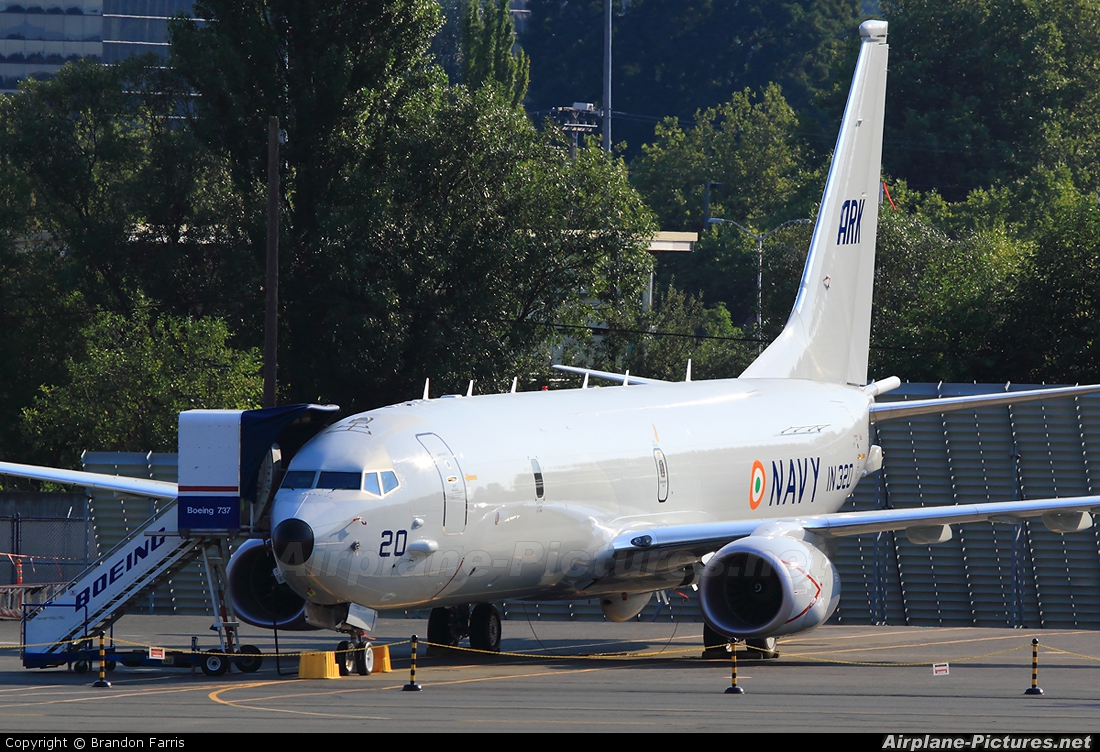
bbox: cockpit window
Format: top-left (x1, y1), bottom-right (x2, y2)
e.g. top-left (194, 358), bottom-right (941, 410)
top-left (317, 471), bottom-right (362, 490)
top-left (363, 472), bottom-right (381, 496)
top-left (381, 470), bottom-right (399, 494)
top-left (281, 470), bottom-right (316, 489)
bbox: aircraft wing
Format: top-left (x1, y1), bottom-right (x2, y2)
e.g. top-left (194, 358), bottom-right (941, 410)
top-left (613, 494), bottom-right (1100, 556)
top-left (870, 383), bottom-right (1100, 422)
top-left (551, 365), bottom-right (669, 386)
top-left (0, 461), bottom-right (179, 500)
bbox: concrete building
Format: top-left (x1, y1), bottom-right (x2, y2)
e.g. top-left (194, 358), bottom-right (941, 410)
top-left (0, 0), bottom-right (193, 92)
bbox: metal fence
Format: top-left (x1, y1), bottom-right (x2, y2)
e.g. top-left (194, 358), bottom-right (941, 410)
top-left (0, 493), bottom-right (91, 588)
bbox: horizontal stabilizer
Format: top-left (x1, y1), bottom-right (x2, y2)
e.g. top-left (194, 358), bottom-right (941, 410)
top-left (870, 383), bottom-right (1100, 423)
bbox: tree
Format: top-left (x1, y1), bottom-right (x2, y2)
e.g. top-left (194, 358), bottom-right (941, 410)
top-left (170, 4), bottom-right (656, 411)
top-left (294, 82), bottom-right (656, 408)
top-left (463, 0), bottom-right (529, 106)
top-left (1003, 193), bottom-right (1100, 383)
top-left (521, 0), bottom-right (859, 153)
top-left (584, 284), bottom-right (754, 381)
top-left (630, 85), bottom-right (820, 323)
top-left (21, 309), bottom-right (263, 468)
top-left (882, 0), bottom-right (1100, 200)
top-left (169, 0), bottom-right (443, 264)
top-left (0, 57), bottom-right (259, 325)
top-left (866, 209), bottom-right (1020, 382)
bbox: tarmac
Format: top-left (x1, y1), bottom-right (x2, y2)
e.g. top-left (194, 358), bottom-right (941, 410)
top-left (0, 615), bottom-right (1098, 733)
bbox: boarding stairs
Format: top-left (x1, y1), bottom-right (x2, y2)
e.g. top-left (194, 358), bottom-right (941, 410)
top-left (21, 498), bottom-right (241, 667)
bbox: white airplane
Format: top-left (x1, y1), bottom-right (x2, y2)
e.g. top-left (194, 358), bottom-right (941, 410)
top-left (4, 19), bottom-right (1100, 671)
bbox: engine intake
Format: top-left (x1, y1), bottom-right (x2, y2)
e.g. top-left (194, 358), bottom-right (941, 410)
top-left (698, 525), bottom-right (839, 640)
top-left (227, 538), bottom-right (316, 630)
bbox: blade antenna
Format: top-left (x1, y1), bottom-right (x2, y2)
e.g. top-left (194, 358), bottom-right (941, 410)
top-left (423, 378), bottom-right (430, 400)
top-left (466, 380), bottom-right (474, 397)
top-left (623, 370), bottom-right (630, 386)
top-left (686, 359), bottom-right (692, 382)
top-left (510, 376), bottom-right (518, 394)
top-left (582, 372), bottom-right (589, 389)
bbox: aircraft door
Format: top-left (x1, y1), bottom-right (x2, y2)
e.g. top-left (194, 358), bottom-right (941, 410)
top-left (416, 433), bottom-right (467, 534)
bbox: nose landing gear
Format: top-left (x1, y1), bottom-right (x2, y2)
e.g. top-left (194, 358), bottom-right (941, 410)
top-left (336, 632), bottom-right (373, 676)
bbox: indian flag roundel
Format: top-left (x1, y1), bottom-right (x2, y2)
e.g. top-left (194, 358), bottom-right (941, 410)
top-left (749, 459), bottom-right (766, 510)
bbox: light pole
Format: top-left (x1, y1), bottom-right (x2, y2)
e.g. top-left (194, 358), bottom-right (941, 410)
top-left (707, 217), bottom-right (811, 354)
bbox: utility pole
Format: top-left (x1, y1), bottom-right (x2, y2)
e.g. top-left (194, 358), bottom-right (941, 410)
top-left (707, 217), bottom-right (810, 354)
top-left (552, 103), bottom-right (599, 159)
top-left (263, 116), bottom-right (280, 408)
top-left (602, 0), bottom-right (611, 152)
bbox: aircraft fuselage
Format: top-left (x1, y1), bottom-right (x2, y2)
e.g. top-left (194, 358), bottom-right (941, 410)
top-left (271, 378), bottom-right (872, 610)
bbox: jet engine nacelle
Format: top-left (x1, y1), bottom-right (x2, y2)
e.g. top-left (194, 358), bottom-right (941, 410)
top-left (227, 538), bottom-right (316, 630)
top-left (698, 523), bottom-right (840, 640)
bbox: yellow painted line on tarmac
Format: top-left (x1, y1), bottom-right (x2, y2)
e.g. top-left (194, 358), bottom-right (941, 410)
top-left (791, 631), bottom-right (1063, 657)
top-left (0, 683), bottom-right (228, 709)
top-left (207, 666), bottom-right (609, 718)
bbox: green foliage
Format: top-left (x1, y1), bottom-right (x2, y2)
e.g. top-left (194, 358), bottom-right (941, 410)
top-left (630, 85), bottom-right (820, 324)
top-left (521, 0), bottom-right (860, 153)
top-left (632, 85), bottom-right (817, 231)
top-left (882, 0), bottom-right (1100, 199)
top-left (584, 285), bottom-right (754, 382)
top-left (169, 0), bottom-right (443, 255)
top-left (1004, 194), bottom-right (1100, 383)
top-left (21, 309), bottom-right (262, 468)
top-left (0, 57), bottom-right (259, 323)
top-left (463, 0), bottom-right (529, 107)
top-left (867, 209), bottom-right (1022, 381)
top-left (297, 82), bottom-right (656, 407)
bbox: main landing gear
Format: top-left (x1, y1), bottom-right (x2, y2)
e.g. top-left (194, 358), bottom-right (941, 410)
top-left (336, 631), bottom-right (374, 676)
top-left (427, 603), bottom-right (501, 656)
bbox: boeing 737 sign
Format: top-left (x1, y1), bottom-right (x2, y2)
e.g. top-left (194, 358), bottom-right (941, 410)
top-left (6, 19), bottom-right (1100, 667)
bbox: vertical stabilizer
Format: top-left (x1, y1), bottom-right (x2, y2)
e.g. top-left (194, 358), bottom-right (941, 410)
top-left (740, 20), bottom-right (889, 386)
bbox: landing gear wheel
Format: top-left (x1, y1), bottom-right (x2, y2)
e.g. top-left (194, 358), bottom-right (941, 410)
top-left (104, 660), bottom-right (117, 672)
top-left (355, 643), bottom-right (374, 676)
top-left (235, 644), bottom-right (263, 673)
top-left (200, 651), bottom-right (230, 677)
top-left (427, 605), bottom-right (468, 655)
top-left (73, 660), bottom-right (90, 674)
top-left (701, 623), bottom-right (729, 658)
top-left (469, 604), bottom-right (502, 653)
top-left (744, 637), bottom-right (779, 660)
top-left (336, 640), bottom-right (354, 676)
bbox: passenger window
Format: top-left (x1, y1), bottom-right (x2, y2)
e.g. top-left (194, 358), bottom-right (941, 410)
top-left (281, 470), bottom-right (316, 489)
top-left (363, 472), bottom-right (381, 496)
top-left (317, 471), bottom-right (362, 490)
top-left (381, 471), bottom-right (399, 494)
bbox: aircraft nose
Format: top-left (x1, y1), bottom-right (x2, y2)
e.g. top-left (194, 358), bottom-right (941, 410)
top-left (272, 518), bottom-right (315, 565)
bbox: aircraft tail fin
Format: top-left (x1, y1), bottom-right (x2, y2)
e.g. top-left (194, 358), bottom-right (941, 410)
top-left (740, 20), bottom-right (889, 386)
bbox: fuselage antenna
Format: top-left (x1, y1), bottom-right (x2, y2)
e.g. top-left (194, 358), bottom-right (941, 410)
top-left (582, 372), bottom-right (589, 389)
top-left (422, 378), bottom-right (430, 400)
top-left (466, 380), bottom-right (474, 397)
top-left (686, 359), bottom-right (692, 382)
top-left (510, 377), bottom-right (518, 394)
